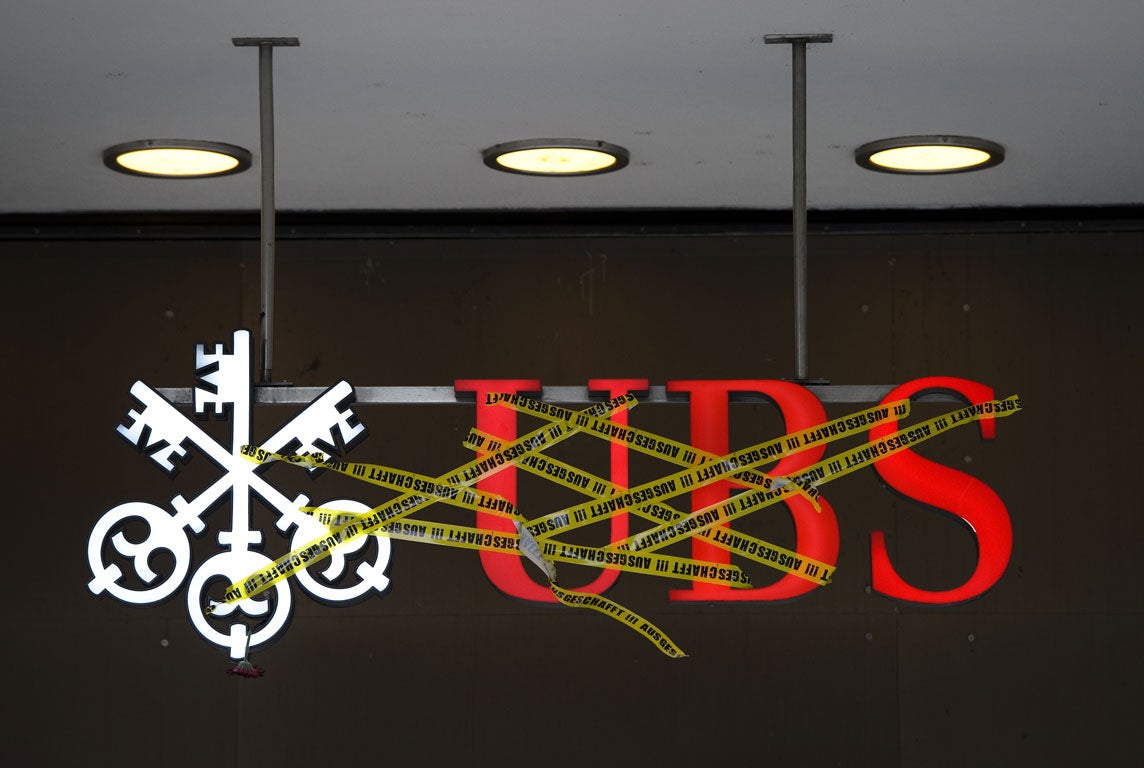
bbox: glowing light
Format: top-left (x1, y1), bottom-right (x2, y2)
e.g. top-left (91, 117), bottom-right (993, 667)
top-left (855, 136), bottom-right (1003, 174)
top-left (104, 140), bottom-right (251, 178)
top-left (483, 139), bottom-right (629, 176)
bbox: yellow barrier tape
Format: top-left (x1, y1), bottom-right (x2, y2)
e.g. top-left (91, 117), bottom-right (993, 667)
top-left (211, 390), bottom-right (1018, 659)
top-left (306, 507), bottom-right (549, 584)
top-left (209, 393), bottom-right (635, 610)
top-left (333, 514), bottom-right (524, 554)
top-left (218, 393), bottom-right (695, 656)
top-left (550, 585), bottom-right (687, 658)
top-left (540, 539), bottom-right (752, 587)
top-left (300, 505), bottom-right (752, 589)
top-left (494, 395), bottom-right (914, 530)
top-left (484, 394), bottom-right (915, 539)
top-left (620, 396), bottom-right (1022, 554)
top-left (254, 450), bottom-right (522, 521)
top-left (464, 430), bottom-right (832, 586)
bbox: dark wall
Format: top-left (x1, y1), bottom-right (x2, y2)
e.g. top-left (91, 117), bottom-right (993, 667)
top-left (4, 230), bottom-right (1140, 766)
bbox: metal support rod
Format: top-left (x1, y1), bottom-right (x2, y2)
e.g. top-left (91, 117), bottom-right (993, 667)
top-left (159, 384), bottom-right (959, 406)
top-left (792, 41), bottom-right (808, 381)
top-left (233, 37), bottom-right (299, 384)
top-left (258, 42), bottom-right (276, 384)
top-left (765, 33), bottom-right (832, 382)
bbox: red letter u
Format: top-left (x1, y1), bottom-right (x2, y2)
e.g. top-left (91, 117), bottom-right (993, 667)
top-left (454, 378), bottom-right (645, 602)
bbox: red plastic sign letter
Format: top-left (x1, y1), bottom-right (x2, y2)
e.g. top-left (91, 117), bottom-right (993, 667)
top-left (666, 380), bottom-right (839, 602)
top-left (870, 376), bottom-right (1012, 604)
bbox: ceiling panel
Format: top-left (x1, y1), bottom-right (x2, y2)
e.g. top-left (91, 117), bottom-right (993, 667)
top-left (2, 0), bottom-right (1141, 213)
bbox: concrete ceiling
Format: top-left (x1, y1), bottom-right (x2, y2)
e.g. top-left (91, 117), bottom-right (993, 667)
top-left (3, 1), bottom-right (1142, 214)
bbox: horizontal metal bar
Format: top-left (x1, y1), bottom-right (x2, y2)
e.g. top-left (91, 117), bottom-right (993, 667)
top-left (155, 384), bottom-right (960, 406)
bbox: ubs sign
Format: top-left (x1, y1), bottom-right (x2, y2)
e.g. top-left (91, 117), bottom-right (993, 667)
top-left (88, 330), bottom-right (1017, 658)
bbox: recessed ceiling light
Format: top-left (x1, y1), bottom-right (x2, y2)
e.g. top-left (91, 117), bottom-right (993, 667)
top-left (103, 139), bottom-right (252, 178)
top-left (855, 135), bottom-right (1004, 174)
top-left (482, 139), bottom-right (629, 176)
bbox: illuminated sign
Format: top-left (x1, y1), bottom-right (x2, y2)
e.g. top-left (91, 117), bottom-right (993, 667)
top-left (87, 331), bottom-right (389, 659)
top-left (89, 330), bottom-right (1018, 658)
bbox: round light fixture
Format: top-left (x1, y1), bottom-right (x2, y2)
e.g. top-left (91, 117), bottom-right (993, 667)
top-left (482, 139), bottom-right (629, 176)
top-left (855, 135), bottom-right (1004, 174)
top-left (103, 139), bottom-right (253, 178)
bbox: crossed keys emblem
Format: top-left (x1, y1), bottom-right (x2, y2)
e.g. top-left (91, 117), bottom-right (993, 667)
top-left (87, 330), bottom-right (390, 659)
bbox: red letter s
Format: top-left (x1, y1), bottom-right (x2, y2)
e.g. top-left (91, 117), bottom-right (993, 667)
top-left (870, 376), bottom-right (1012, 604)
